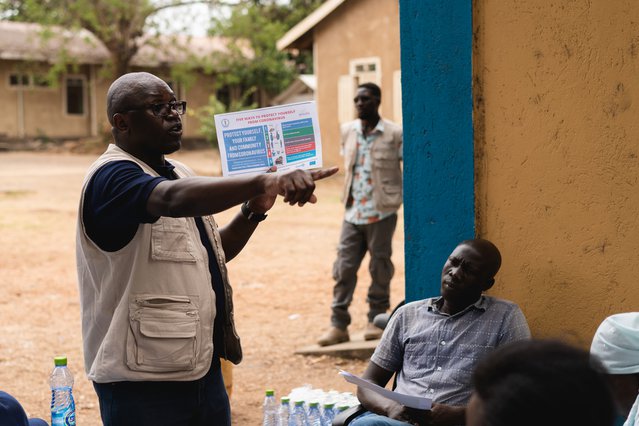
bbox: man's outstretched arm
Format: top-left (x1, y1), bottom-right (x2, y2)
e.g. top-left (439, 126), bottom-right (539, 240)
top-left (146, 166), bottom-right (336, 261)
top-left (146, 166), bottom-right (338, 219)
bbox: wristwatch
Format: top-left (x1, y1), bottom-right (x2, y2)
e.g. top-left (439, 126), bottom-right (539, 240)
top-left (241, 201), bottom-right (268, 222)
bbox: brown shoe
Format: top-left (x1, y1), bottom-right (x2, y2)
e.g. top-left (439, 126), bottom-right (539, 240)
top-left (363, 322), bottom-right (384, 341)
top-left (317, 327), bottom-right (349, 346)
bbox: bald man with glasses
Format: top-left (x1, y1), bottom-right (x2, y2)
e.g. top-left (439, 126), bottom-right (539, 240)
top-left (77, 72), bottom-right (337, 426)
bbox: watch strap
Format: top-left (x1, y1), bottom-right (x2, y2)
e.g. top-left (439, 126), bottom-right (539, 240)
top-left (241, 202), bottom-right (267, 222)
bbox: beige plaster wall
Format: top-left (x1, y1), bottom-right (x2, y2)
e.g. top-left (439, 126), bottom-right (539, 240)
top-left (183, 73), bottom-right (217, 139)
top-left (25, 66), bottom-right (91, 138)
top-left (0, 62), bottom-right (20, 137)
top-left (94, 78), bottom-right (111, 137)
top-left (314, 0), bottom-right (401, 167)
top-left (0, 63), bottom-right (93, 138)
top-left (474, 0), bottom-right (639, 345)
top-left (1, 62), bottom-right (216, 142)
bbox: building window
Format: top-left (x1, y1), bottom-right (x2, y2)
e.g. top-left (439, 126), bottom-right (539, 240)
top-left (9, 73), bottom-right (29, 86)
top-left (349, 57), bottom-right (381, 86)
top-left (66, 77), bottom-right (85, 115)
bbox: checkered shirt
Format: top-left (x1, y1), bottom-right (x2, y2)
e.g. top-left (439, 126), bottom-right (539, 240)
top-left (371, 295), bottom-right (531, 406)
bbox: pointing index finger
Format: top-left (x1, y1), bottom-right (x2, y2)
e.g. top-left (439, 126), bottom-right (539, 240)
top-left (310, 166), bottom-right (339, 181)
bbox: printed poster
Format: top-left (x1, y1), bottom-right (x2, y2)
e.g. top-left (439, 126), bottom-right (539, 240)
top-left (214, 101), bottom-right (322, 177)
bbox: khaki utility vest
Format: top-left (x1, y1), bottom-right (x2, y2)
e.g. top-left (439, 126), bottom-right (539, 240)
top-left (340, 119), bottom-right (403, 214)
top-left (76, 144), bottom-right (242, 383)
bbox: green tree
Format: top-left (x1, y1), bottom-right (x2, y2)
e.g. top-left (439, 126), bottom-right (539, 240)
top-left (0, 0), bottom-right (231, 77)
top-left (193, 88), bottom-right (257, 146)
top-left (209, 0), bottom-right (324, 104)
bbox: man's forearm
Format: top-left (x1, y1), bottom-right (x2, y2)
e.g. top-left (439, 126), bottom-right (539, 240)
top-left (147, 175), bottom-right (265, 218)
top-left (218, 211), bottom-right (259, 262)
top-left (425, 403), bottom-right (466, 426)
top-left (357, 388), bottom-right (405, 420)
top-left (358, 390), bottom-right (466, 426)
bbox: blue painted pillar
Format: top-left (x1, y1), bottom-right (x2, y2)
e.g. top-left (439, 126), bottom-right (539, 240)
top-left (399, 0), bottom-right (475, 302)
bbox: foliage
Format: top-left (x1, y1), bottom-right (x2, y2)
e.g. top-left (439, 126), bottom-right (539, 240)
top-left (1, 0), bottom-right (324, 93)
top-left (209, 0), bottom-right (324, 99)
top-left (191, 0), bottom-right (324, 150)
top-left (191, 88), bottom-right (257, 147)
top-left (0, 0), bottom-right (226, 78)
top-left (1, 0), bottom-right (325, 146)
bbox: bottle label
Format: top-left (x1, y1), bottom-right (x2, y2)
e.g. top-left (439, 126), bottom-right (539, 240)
top-left (51, 401), bottom-right (76, 426)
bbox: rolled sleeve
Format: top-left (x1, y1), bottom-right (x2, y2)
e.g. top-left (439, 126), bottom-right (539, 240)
top-left (83, 160), bottom-right (167, 251)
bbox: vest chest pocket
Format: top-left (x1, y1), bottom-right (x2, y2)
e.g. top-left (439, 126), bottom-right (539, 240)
top-left (127, 295), bottom-right (200, 372)
top-left (372, 148), bottom-right (402, 208)
top-left (372, 147), bottom-right (400, 169)
top-left (151, 217), bottom-right (197, 263)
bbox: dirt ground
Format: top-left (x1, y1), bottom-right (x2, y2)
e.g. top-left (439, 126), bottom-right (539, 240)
top-left (0, 147), bottom-right (405, 425)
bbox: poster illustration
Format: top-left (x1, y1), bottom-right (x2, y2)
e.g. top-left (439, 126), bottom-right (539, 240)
top-left (214, 101), bottom-right (322, 177)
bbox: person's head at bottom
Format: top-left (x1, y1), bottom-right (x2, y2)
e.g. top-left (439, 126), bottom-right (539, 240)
top-left (590, 312), bottom-right (639, 424)
top-left (0, 391), bottom-right (49, 426)
top-left (467, 339), bottom-right (615, 426)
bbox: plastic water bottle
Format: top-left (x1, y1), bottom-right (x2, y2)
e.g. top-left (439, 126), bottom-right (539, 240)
top-left (289, 400), bottom-right (307, 426)
top-left (50, 356), bottom-right (76, 426)
top-left (278, 396), bottom-right (291, 426)
top-left (307, 401), bottom-right (322, 426)
top-left (321, 402), bottom-right (336, 426)
top-left (263, 389), bottom-right (278, 426)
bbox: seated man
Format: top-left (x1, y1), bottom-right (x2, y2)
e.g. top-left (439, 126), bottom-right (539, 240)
top-left (351, 239), bottom-right (530, 426)
top-left (590, 312), bottom-right (639, 426)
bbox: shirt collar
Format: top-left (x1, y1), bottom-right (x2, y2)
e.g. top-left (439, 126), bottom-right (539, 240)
top-left (427, 295), bottom-right (488, 316)
top-left (354, 118), bottom-right (385, 135)
top-left (153, 160), bottom-right (176, 179)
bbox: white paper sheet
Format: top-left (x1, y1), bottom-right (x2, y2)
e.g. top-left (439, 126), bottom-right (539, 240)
top-left (339, 370), bottom-right (432, 410)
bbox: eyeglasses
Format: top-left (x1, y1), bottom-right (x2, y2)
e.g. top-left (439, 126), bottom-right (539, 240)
top-left (125, 100), bottom-right (187, 117)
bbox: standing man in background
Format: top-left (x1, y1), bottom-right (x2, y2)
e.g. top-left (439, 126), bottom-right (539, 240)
top-left (318, 82), bottom-right (403, 346)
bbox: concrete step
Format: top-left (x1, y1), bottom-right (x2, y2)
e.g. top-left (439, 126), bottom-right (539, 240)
top-left (295, 333), bottom-right (379, 359)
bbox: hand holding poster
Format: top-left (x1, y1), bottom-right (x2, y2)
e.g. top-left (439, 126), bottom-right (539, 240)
top-left (214, 101), bottom-right (322, 177)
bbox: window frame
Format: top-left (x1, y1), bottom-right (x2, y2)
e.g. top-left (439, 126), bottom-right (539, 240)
top-left (349, 56), bottom-right (382, 86)
top-left (8, 73), bottom-right (30, 89)
top-left (64, 74), bottom-right (88, 117)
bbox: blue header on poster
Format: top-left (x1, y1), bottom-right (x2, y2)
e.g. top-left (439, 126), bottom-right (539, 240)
top-left (222, 125), bottom-right (270, 172)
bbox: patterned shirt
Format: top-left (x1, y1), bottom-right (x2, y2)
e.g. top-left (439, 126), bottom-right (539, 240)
top-left (371, 296), bottom-right (530, 406)
top-left (344, 120), bottom-right (401, 225)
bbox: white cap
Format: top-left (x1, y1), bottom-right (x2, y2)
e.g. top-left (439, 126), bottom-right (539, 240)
top-left (590, 312), bottom-right (639, 375)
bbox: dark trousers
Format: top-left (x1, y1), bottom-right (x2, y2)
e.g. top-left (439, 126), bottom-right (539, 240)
top-left (331, 214), bottom-right (397, 329)
top-left (93, 357), bottom-right (230, 426)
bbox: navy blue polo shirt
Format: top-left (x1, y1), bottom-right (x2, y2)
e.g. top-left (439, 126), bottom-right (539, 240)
top-left (83, 160), bottom-right (226, 356)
